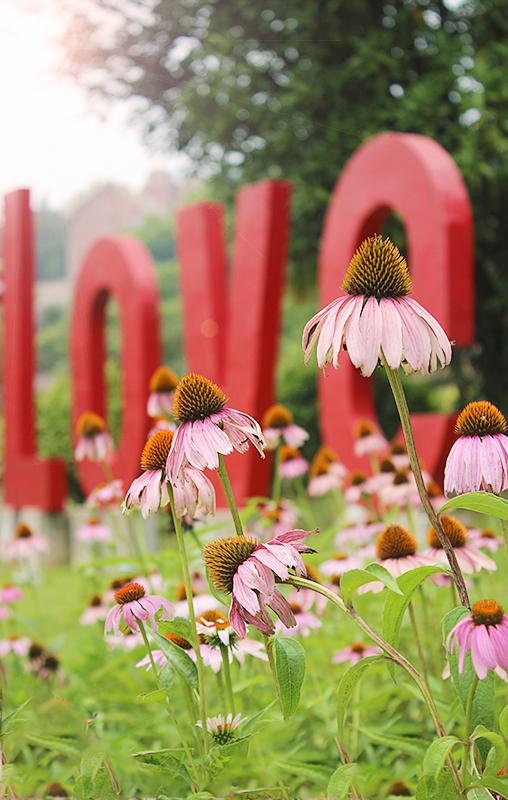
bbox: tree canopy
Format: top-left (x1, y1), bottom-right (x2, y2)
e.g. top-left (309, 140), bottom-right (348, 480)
top-left (61, 0), bottom-right (508, 406)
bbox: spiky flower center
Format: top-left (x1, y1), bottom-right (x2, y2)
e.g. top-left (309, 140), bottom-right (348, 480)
top-left (380, 458), bottom-right (396, 473)
top-left (388, 781), bottom-right (411, 797)
top-left (427, 515), bottom-right (467, 549)
top-left (45, 782), bottom-right (68, 798)
top-left (332, 551), bottom-right (349, 561)
top-left (342, 235), bottom-right (411, 299)
top-left (198, 609), bottom-right (230, 630)
top-left (150, 365), bottom-right (179, 393)
top-left (114, 582), bottom-right (146, 605)
top-left (166, 631), bottom-right (193, 649)
top-left (350, 471), bottom-right (367, 486)
top-left (76, 411), bottom-right (107, 439)
top-left (263, 404), bottom-right (293, 429)
top-left (310, 445), bottom-right (337, 476)
top-left (28, 642), bottom-right (44, 660)
top-left (391, 442), bottom-right (406, 456)
top-left (203, 536), bottom-right (258, 595)
top-left (427, 481), bottom-right (443, 498)
top-left (472, 600), bottom-right (504, 626)
top-left (110, 576), bottom-right (133, 591)
top-left (290, 601), bottom-right (303, 614)
top-left (15, 523), bottom-right (33, 539)
top-left (176, 582), bottom-right (196, 601)
top-left (351, 642), bottom-right (366, 654)
top-left (173, 373), bottom-right (227, 423)
top-left (212, 727), bottom-right (237, 745)
top-left (455, 401), bottom-right (507, 438)
top-left (393, 471), bottom-right (409, 485)
top-left (304, 562), bottom-right (322, 583)
top-left (280, 445), bottom-right (301, 463)
top-left (141, 430), bottom-right (174, 471)
top-left (481, 529), bottom-right (496, 539)
top-left (89, 594), bottom-right (103, 607)
top-left (87, 517), bottom-right (101, 526)
top-left (355, 419), bottom-right (376, 438)
top-left (376, 525), bottom-right (417, 560)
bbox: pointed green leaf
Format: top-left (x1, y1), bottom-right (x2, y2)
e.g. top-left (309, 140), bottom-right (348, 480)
top-left (383, 565), bottom-right (448, 650)
top-left (472, 725), bottom-right (506, 775)
top-left (336, 655), bottom-right (389, 739)
top-left (340, 563), bottom-right (403, 604)
top-left (272, 636), bottom-right (306, 719)
top-left (157, 616), bottom-right (193, 640)
top-left (327, 763), bottom-right (358, 798)
top-left (439, 491), bottom-right (508, 521)
top-left (423, 736), bottom-right (461, 779)
top-left (148, 628), bottom-right (198, 690)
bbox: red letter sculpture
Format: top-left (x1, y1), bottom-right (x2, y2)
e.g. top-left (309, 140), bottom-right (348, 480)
top-left (70, 237), bottom-right (161, 495)
top-left (319, 132), bottom-right (474, 478)
top-left (3, 189), bottom-right (67, 511)
top-left (177, 179), bottom-right (292, 501)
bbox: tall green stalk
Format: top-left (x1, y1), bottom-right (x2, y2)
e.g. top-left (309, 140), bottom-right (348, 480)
top-left (167, 484), bottom-right (209, 754)
top-left (218, 454), bottom-right (244, 537)
top-left (384, 366), bottom-right (470, 609)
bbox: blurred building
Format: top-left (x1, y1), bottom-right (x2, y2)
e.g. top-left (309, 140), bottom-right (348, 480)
top-left (66, 171), bottom-right (184, 279)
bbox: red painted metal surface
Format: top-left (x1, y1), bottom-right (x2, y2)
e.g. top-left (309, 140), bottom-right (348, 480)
top-left (318, 132), bottom-right (474, 479)
top-left (3, 189), bottom-right (67, 510)
top-left (70, 236), bottom-right (161, 495)
top-left (177, 179), bottom-right (292, 501)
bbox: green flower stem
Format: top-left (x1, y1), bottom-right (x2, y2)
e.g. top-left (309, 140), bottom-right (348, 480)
top-left (220, 644), bottom-right (235, 715)
top-left (272, 445), bottom-right (282, 503)
top-left (384, 366), bottom-right (470, 609)
top-left (461, 674), bottom-right (479, 786)
top-left (138, 619), bottom-right (199, 789)
top-left (218, 454), bottom-right (244, 537)
top-left (167, 483), bottom-right (209, 755)
top-left (263, 634), bottom-right (282, 711)
top-left (408, 601), bottom-right (430, 689)
top-left (288, 575), bottom-right (462, 794)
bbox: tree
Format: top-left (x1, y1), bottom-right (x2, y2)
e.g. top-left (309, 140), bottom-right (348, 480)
top-left (60, 0), bottom-right (508, 406)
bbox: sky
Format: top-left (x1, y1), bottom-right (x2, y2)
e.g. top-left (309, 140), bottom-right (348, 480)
top-left (0, 2), bottom-right (187, 212)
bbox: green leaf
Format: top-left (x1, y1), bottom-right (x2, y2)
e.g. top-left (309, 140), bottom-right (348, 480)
top-left (133, 749), bottom-right (192, 784)
top-left (336, 656), bottom-right (389, 739)
top-left (326, 763), bottom-right (358, 798)
top-left (473, 775), bottom-right (508, 797)
top-left (148, 629), bottom-right (198, 690)
top-left (472, 725), bottom-right (506, 775)
top-left (499, 703), bottom-right (508, 739)
top-left (340, 563), bottom-right (403, 604)
top-left (137, 688), bottom-right (170, 705)
top-left (205, 567), bottom-right (229, 605)
top-left (439, 491), bottom-right (508, 520)
top-left (383, 565), bottom-right (448, 651)
top-left (272, 636), bottom-right (306, 719)
top-left (422, 736), bottom-right (461, 780)
top-left (157, 616), bottom-right (193, 640)
top-left (358, 727), bottom-right (428, 758)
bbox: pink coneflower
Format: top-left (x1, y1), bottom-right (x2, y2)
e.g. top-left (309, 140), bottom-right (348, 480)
top-left (0, 606), bottom-right (10, 620)
top-left (468, 527), bottom-right (503, 553)
top-left (74, 411), bottom-right (113, 462)
top-left (256, 500), bottom-right (299, 537)
top-left (196, 608), bottom-right (268, 672)
top-left (275, 592), bottom-right (321, 637)
top-left (390, 441), bottom-right (410, 470)
top-left (427, 479), bottom-right (446, 510)
top-left (172, 465), bottom-right (216, 519)
top-left (302, 235), bottom-right (451, 377)
top-left (364, 458), bottom-right (397, 494)
top-left (203, 529), bottom-right (315, 637)
top-left (136, 648), bottom-right (169, 671)
top-left (2, 523), bottom-right (48, 563)
top-left (262, 404), bottom-right (309, 450)
top-left (320, 551), bottom-right (363, 577)
top-left (147, 366), bottom-right (179, 418)
top-left (446, 600), bottom-right (508, 680)
top-left (80, 594), bottom-right (109, 626)
top-left (123, 430), bottom-right (174, 518)
top-left (279, 445), bottom-right (309, 480)
top-left (167, 374), bottom-right (265, 481)
top-left (424, 515), bottom-right (496, 574)
top-left (360, 525), bottom-right (432, 593)
top-left (197, 713), bottom-right (245, 744)
top-left (344, 471), bottom-right (370, 503)
top-left (335, 521), bottom-right (384, 548)
top-left (104, 582), bottom-right (172, 634)
top-left (148, 417), bottom-right (176, 438)
top-left (0, 584), bottom-right (23, 603)
top-left (0, 635), bottom-right (31, 658)
top-left (87, 479), bottom-right (124, 509)
top-left (380, 471), bottom-right (419, 508)
top-left (308, 446), bottom-right (347, 497)
top-left (354, 420), bottom-right (388, 457)
top-left (444, 401), bottom-right (508, 495)
top-left (76, 518), bottom-right (111, 543)
top-left (332, 641), bottom-right (382, 665)
top-left (173, 586), bottom-right (218, 619)
top-left (107, 630), bottom-right (143, 651)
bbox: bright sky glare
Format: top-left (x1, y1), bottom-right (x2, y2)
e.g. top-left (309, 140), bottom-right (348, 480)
top-left (0, 2), bottom-right (186, 211)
